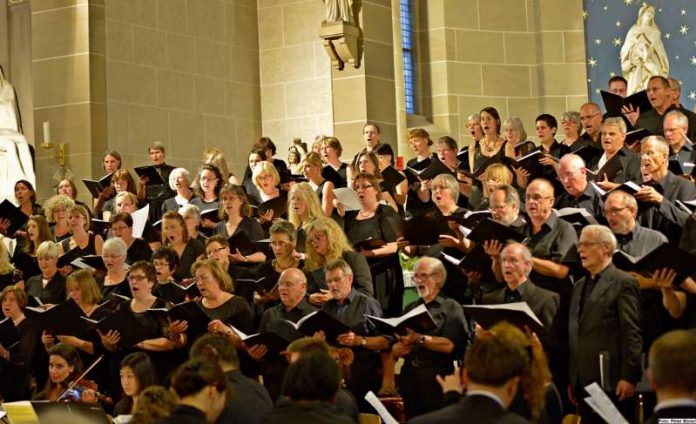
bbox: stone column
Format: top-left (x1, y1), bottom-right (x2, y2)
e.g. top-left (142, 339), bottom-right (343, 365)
top-left (30, 0), bottom-right (106, 201)
top-left (328, 0), bottom-right (398, 158)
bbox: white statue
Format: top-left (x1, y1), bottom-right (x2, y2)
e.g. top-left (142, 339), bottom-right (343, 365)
top-left (0, 129), bottom-right (35, 203)
top-left (0, 66), bottom-right (21, 133)
top-left (620, 4), bottom-right (669, 95)
top-left (323, 0), bottom-right (354, 24)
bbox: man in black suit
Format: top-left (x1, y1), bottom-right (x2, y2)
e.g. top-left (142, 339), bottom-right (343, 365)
top-left (555, 154), bottom-right (603, 220)
top-left (635, 136), bottom-right (696, 243)
top-left (483, 242), bottom-right (559, 333)
top-left (410, 322), bottom-right (531, 424)
top-left (645, 330), bottom-right (696, 424)
top-left (569, 225), bottom-right (642, 424)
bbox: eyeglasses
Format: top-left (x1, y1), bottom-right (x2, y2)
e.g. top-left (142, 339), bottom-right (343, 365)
top-left (206, 247), bottom-right (227, 256)
top-left (309, 234), bottom-right (325, 244)
top-left (127, 274), bottom-right (148, 282)
top-left (604, 206), bottom-right (628, 216)
top-left (577, 241), bottom-right (605, 248)
top-left (200, 176), bottom-right (218, 182)
top-left (558, 169), bottom-right (583, 180)
top-left (525, 194), bottom-right (552, 202)
top-left (431, 185), bottom-right (449, 192)
top-left (355, 184), bottom-right (374, 190)
top-left (413, 272), bottom-right (436, 281)
top-left (102, 254), bottom-right (122, 260)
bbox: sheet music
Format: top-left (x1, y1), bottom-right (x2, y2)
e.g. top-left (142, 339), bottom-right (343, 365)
top-left (332, 187), bottom-right (361, 211)
top-left (131, 204), bottom-right (149, 239)
top-left (364, 391), bottom-right (399, 424)
top-left (584, 382), bottom-right (629, 424)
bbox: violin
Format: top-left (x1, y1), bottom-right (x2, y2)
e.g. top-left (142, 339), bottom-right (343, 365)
top-left (56, 354), bottom-right (113, 405)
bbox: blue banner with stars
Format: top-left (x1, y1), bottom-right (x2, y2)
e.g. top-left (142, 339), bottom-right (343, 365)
top-left (583, 0), bottom-right (695, 110)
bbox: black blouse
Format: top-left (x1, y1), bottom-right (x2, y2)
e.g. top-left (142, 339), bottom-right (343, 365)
top-left (25, 272), bottom-right (66, 305)
top-left (344, 204), bottom-right (399, 246)
top-left (172, 239), bottom-right (206, 281)
top-left (197, 295), bottom-right (252, 334)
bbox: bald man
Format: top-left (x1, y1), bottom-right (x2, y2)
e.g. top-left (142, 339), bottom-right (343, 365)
top-left (251, 268), bottom-right (317, 400)
top-left (555, 154), bottom-right (603, 219)
top-left (579, 103), bottom-right (604, 144)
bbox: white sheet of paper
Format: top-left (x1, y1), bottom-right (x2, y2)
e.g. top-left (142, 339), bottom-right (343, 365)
top-left (364, 391), bottom-right (399, 424)
top-left (333, 187), bottom-right (361, 211)
top-left (584, 382), bottom-right (629, 424)
top-left (131, 204), bottom-right (150, 239)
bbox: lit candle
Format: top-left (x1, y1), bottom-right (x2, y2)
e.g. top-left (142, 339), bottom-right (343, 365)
top-left (43, 121), bottom-right (51, 146)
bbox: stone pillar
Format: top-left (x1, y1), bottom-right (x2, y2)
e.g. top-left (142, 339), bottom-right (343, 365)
top-left (30, 0), bottom-right (106, 201)
top-left (329, 0), bottom-right (398, 158)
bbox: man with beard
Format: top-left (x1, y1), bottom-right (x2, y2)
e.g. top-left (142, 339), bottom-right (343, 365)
top-left (394, 257), bottom-right (469, 419)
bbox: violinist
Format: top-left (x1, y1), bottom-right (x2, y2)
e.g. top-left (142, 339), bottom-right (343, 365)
top-left (113, 352), bottom-right (158, 416)
top-left (34, 343), bottom-right (98, 403)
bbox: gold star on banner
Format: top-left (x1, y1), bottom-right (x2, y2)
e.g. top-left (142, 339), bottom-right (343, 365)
top-left (603, 5), bottom-right (608, 10)
top-left (691, 56), bottom-right (696, 66)
top-left (613, 38), bottom-right (623, 46)
top-left (582, 10), bottom-right (589, 19)
top-left (609, 71), bottom-right (616, 77)
top-left (689, 92), bottom-right (696, 101)
top-left (681, 9), bottom-right (687, 15)
top-left (624, 0), bottom-right (633, 4)
top-left (615, 20), bottom-right (622, 27)
top-left (665, 33), bottom-right (671, 39)
top-left (680, 25), bottom-right (689, 35)
top-left (595, 39), bottom-right (602, 45)
top-left (588, 58), bottom-right (598, 67)
top-left (676, 55), bottom-right (680, 60)
top-left (595, 89), bottom-right (601, 94)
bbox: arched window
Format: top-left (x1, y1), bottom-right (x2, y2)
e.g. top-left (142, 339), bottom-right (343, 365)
top-left (400, 0), bottom-right (416, 114)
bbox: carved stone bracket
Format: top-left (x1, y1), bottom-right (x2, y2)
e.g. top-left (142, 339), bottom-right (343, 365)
top-left (319, 21), bottom-right (361, 70)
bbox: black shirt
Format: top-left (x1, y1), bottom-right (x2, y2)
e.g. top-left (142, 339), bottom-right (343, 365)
top-left (157, 404), bottom-right (208, 424)
top-left (321, 289), bottom-right (382, 336)
top-left (615, 223), bottom-right (667, 257)
top-left (215, 369), bottom-right (273, 424)
top-left (402, 295), bottom-right (469, 363)
top-left (172, 239), bottom-right (205, 281)
top-left (25, 272), bottom-right (66, 305)
top-left (126, 238), bottom-right (152, 264)
top-left (554, 181), bottom-right (603, 220)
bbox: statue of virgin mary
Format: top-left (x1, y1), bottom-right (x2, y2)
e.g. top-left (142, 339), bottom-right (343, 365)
top-left (620, 4), bottom-right (669, 95)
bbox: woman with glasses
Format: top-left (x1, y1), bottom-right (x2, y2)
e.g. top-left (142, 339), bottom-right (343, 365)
top-left (109, 212), bottom-right (152, 264)
top-left (190, 164), bottom-right (224, 236)
top-left (252, 161), bottom-right (286, 227)
top-left (98, 237), bottom-right (131, 300)
top-left (161, 211), bottom-right (205, 282)
top-left (342, 173), bottom-right (403, 316)
top-left (95, 169), bottom-right (139, 220)
top-left (304, 217), bottom-right (373, 306)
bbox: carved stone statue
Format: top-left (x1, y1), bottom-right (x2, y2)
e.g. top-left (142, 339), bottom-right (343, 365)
top-left (0, 66), bottom-right (21, 133)
top-left (620, 4), bottom-right (669, 95)
top-left (323, 0), bottom-right (354, 25)
top-left (0, 129), bottom-right (35, 203)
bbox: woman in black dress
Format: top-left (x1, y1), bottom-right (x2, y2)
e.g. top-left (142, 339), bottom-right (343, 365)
top-left (302, 152), bottom-right (337, 217)
top-left (320, 136), bottom-right (348, 187)
top-left (12, 180), bottom-right (43, 239)
top-left (44, 194), bottom-right (74, 243)
top-left (375, 143), bottom-right (407, 212)
top-left (57, 204), bottom-right (104, 257)
top-left (0, 285), bottom-right (40, 401)
top-left (161, 211), bottom-right (205, 282)
top-left (0, 242), bottom-right (23, 291)
top-left (11, 215), bottom-right (50, 281)
top-left (25, 241), bottom-right (66, 305)
top-left (190, 164), bottom-right (224, 236)
top-left (180, 204), bottom-right (208, 246)
top-left (98, 237), bottom-right (131, 300)
top-left (213, 184), bottom-right (266, 264)
top-left (287, 182), bottom-right (326, 252)
top-left (251, 161), bottom-right (287, 229)
top-left (405, 128), bottom-right (437, 218)
top-left (161, 167), bottom-right (196, 214)
top-left (341, 173), bottom-right (403, 316)
top-left (109, 212), bottom-right (152, 265)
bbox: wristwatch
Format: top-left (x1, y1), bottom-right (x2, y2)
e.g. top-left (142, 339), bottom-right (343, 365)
top-left (419, 335), bottom-right (426, 345)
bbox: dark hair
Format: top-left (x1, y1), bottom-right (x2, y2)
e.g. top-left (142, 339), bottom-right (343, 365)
top-left (112, 169), bottom-right (138, 194)
top-left (129, 261), bottom-right (157, 287)
top-left (608, 75), bottom-right (627, 86)
top-left (162, 211), bottom-right (190, 244)
top-left (254, 137), bottom-right (277, 155)
top-left (205, 235), bottom-right (230, 249)
top-left (480, 107), bottom-right (502, 134)
top-left (195, 164), bottom-right (224, 198)
top-left (190, 333), bottom-right (240, 368)
top-left (131, 386), bottom-right (177, 424)
top-left (56, 178), bottom-right (79, 199)
top-left (39, 344), bottom-right (84, 398)
top-left (110, 212), bottom-right (133, 228)
top-left (535, 113), bottom-right (558, 130)
top-left (374, 143), bottom-right (395, 166)
top-left (116, 352), bottom-right (158, 414)
top-left (249, 147), bottom-right (267, 161)
top-left (281, 352), bottom-right (340, 402)
top-left (363, 122), bottom-right (381, 134)
top-left (218, 183), bottom-right (251, 219)
top-left (151, 246), bottom-right (179, 270)
top-left (437, 136), bottom-right (458, 151)
top-left (15, 180), bottom-right (36, 204)
top-left (102, 150), bottom-right (123, 170)
top-left (648, 75), bottom-right (670, 88)
top-left (22, 214), bottom-right (50, 254)
top-left (170, 357), bottom-right (228, 398)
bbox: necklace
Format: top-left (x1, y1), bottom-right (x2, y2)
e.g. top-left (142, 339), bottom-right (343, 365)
top-left (275, 258), bottom-right (297, 271)
top-left (483, 138), bottom-right (499, 154)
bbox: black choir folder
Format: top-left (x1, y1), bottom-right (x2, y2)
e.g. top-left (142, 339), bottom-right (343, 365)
top-left (283, 310), bottom-right (351, 343)
top-left (81, 173), bottom-right (113, 198)
top-left (464, 302), bottom-right (544, 335)
top-left (612, 244), bottom-right (694, 284)
top-left (165, 301), bottom-right (211, 337)
top-left (365, 304), bottom-right (435, 335)
top-left (133, 165), bottom-right (165, 185)
top-left (553, 208), bottom-right (599, 227)
top-left (600, 89), bottom-right (652, 116)
top-left (0, 317), bottom-right (20, 350)
top-left (353, 237), bottom-right (387, 251)
top-left (25, 299), bottom-right (91, 338)
top-left (81, 306), bottom-right (148, 350)
top-left (229, 324), bottom-right (289, 353)
top-left (379, 165), bottom-right (406, 193)
top-left (253, 196), bottom-right (288, 218)
top-left (0, 199), bottom-right (28, 237)
top-left (465, 218), bottom-right (526, 245)
top-left (227, 231), bottom-right (256, 256)
top-left (236, 275), bottom-right (279, 293)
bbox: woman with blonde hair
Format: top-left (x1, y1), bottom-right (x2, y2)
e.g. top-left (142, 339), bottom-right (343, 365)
top-left (204, 147), bottom-right (240, 185)
top-left (302, 152), bottom-right (336, 217)
top-left (57, 204), bottom-right (104, 257)
top-left (252, 161), bottom-right (286, 226)
top-left (25, 241), bottom-right (66, 305)
top-left (304, 217), bottom-right (373, 305)
top-left (468, 162), bottom-right (515, 211)
top-left (44, 194), bottom-right (76, 243)
top-left (288, 182), bottom-right (325, 252)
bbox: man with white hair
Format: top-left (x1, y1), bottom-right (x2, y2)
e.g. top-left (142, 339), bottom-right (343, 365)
top-left (555, 154), bottom-right (603, 218)
top-left (595, 117), bottom-right (642, 191)
top-left (568, 225), bottom-right (642, 423)
top-left (662, 110), bottom-right (695, 174)
top-left (636, 135), bottom-right (696, 243)
top-left (394, 257), bottom-right (469, 419)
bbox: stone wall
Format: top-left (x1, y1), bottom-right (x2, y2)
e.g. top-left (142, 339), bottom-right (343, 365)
top-left (104, 0), bottom-right (261, 178)
top-left (413, 0), bottom-right (588, 147)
